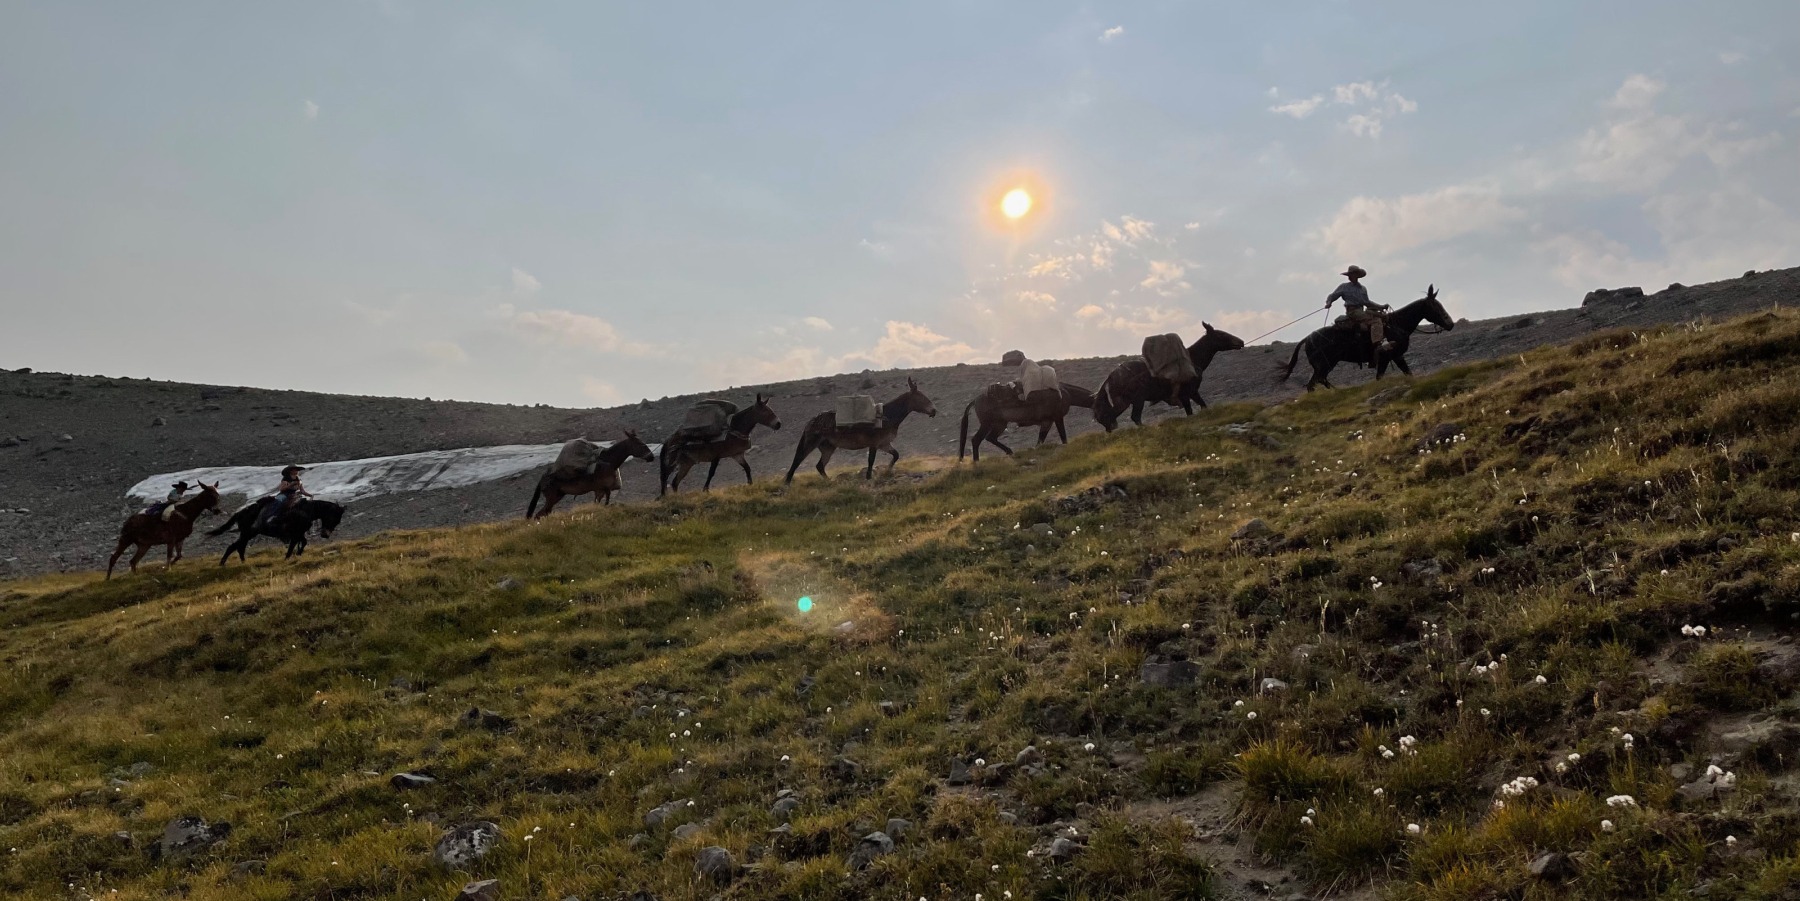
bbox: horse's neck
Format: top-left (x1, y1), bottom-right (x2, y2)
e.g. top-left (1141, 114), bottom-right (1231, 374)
top-left (600, 442), bottom-right (638, 465)
top-left (1190, 341), bottom-right (1224, 371)
top-left (729, 407), bottom-right (759, 434)
top-left (177, 493), bottom-right (212, 513)
top-left (881, 397), bottom-right (911, 426)
top-left (1387, 301), bottom-right (1430, 333)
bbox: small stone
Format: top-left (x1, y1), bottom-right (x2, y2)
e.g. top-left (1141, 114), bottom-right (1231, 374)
top-left (1231, 519), bottom-right (1273, 541)
top-left (947, 759), bottom-right (972, 786)
top-left (771, 796), bottom-right (801, 820)
top-left (1259, 678), bottom-right (1290, 694)
top-left (884, 817), bottom-right (912, 840)
top-left (829, 756), bottom-right (862, 780)
top-left (459, 707), bottom-right (515, 733)
top-left (1047, 837), bottom-right (1083, 860)
top-left (1528, 852), bottom-right (1574, 880)
top-left (433, 821), bottom-right (501, 868)
top-left (694, 846), bottom-right (738, 885)
top-left (1014, 745), bottom-right (1044, 767)
top-left (1032, 522), bottom-right (1054, 535)
top-left (1669, 762), bottom-right (1692, 781)
top-left (849, 831), bottom-right (895, 870)
top-left (230, 859), bottom-right (267, 879)
top-left (672, 823), bottom-right (702, 841)
top-left (390, 772), bottom-right (437, 790)
top-left (152, 816), bottom-right (231, 861)
top-left (150, 416), bottom-right (166, 427)
top-left (495, 576), bottom-right (523, 590)
top-left (997, 811), bottom-right (1019, 826)
top-left (458, 879), bottom-right (501, 901)
top-left (1140, 659), bottom-right (1200, 687)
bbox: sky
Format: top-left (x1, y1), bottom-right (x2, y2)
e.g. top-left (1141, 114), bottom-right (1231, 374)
top-left (3, 2), bottom-right (1798, 407)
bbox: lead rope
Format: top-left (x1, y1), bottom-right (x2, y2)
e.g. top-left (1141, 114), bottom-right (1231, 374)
top-left (1247, 305), bottom-right (1331, 344)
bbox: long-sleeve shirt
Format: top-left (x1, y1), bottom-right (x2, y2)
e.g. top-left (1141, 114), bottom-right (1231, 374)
top-left (1327, 281), bottom-right (1376, 312)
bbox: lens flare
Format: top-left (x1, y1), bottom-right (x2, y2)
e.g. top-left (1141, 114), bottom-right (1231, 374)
top-left (1001, 188), bottom-right (1032, 219)
top-left (797, 596), bottom-right (813, 613)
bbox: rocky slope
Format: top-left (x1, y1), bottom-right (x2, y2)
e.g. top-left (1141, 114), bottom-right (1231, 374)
top-left (1, 266), bottom-right (1795, 576)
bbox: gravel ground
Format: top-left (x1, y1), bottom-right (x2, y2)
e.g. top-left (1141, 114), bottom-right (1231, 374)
top-left (3, 267), bottom-right (1795, 578)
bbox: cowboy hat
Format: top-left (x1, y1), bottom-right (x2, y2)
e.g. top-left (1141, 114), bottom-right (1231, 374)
top-left (171, 481), bottom-right (192, 491)
top-left (281, 464), bottom-right (307, 476)
top-left (1342, 265), bottom-right (1367, 279)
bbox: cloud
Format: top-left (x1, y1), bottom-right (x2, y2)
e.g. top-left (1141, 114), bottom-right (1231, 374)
top-left (1269, 96), bottom-right (1326, 119)
top-left (506, 307), bottom-right (655, 356)
top-left (1099, 25), bottom-right (1125, 42)
top-left (857, 237), bottom-right (894, 259)
top-left (1334, 81), bottom-right (1381, 105)
top-left (417, 340), bottom-right (468, 365)
top-left (1319, 185), bottom-right (1525, 262)
top-left (1184, 221), bottom-right (1202, 230)
top-left (303, 99), bottom-right (319, 120)
top-left (1014, 290), bottom-right (1057, 309)
top-left (1609, 74), bottom-right (1665, 110)
top-left (1140, 260), bottom-right (1189, 294)
top-left (1345, 114), bottom-right (1385, 139)
top-left (510, 267), bottom-right (541, 295)
top-left (852, 321), bottom-right (979, 369)
top-left (802, 316), bottom-right (834, 331)
top-left (1719, 51), bottom-right (1746, 65)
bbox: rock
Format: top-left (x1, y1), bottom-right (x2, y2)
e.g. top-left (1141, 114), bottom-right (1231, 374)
top-left (1745, 270), bottom-right (1758, 278)
top-left (390, 772), bottom-right (437, 790)
top-left (1666, 282), bottom-right (1686, 292)
top-left (459, 707), bottom-right (515, 733)
top-left (433, 821), bottom-right (501, 868)
top-left (0, 437), bottom-right (16, 448)
top-left (829, 756), bottom-right (862, 780)
top-left (151, 816), bottom-right (231, 861)
top-left (1140, 659), bottom-right (1200, 687)
top-left (1402, 558), bottom-right (1444, 585)
top-left (1755, 642), bottom-right (1800, 691)
top-left (694, 846), bottom-right (738, 885)
top-left (1047, 836), bottom-right (1084, 860)
top-left (1259, 677), bottom-right (1290, 695)
top-left (108, 761), bottom-right (155, 781)
top-left (644, 800), bottom-right (690, 829)
top-left (1528, 852), bottom-right (1574, 880)
top-left (1231, 519), bottom-right (1273, 541)
top-left (997, 811), bottom-right (1019, 826)
top-left (1031, 522), bottom-right (1054, 536)
top-left (230, 859), bottom-right (267, 879)
top-left (1001, 350), bottom-right (1026, 366)
top-left (458, 880), bottom-right (501, 901)
top-left (1291, 643), bottom-right (1319, 661)
top-left (57, 433), bottom-right (73, 442)
top-left (1581, 286), bottom-right (1644, 307)
top-left (1669, 763), bottom-right (1693, 782)
top-left (884, 817), bottom-right (912, 840)
top-left (947, 759), bottom-right (972, 786)
top-left (111, 831), bottom-right (134, 848)
top-left (494, 576), bottom-right (523, 591)
top-left (834, 620), bottom-right (856, 634)
top-left (1014, 745), bottom-right (1044, 767)
top-left (771, 796), bottom-right (801, 821)
top-left (672, 823), bottom-right (702, 841)
top-left (849, 831), bottom-right (895, 870)
top-left (150, 416), bottom-right (166, 427)
top-left (1416, 423), bottom-right (1462, 450)
top-left (795, 675), bottom-right (816, 696)
top-left (878, 700), bottom-right (898, 716)
top-left (1365, 386), bottom-right (1408, 408)
top-left (1718, 718), bottom-right (1800, 767)
top-left (1677, 778), bottom-right (1723, 803)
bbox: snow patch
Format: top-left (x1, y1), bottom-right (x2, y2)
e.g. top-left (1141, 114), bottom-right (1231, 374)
top-left (124, 441), bottom-right (659, 505)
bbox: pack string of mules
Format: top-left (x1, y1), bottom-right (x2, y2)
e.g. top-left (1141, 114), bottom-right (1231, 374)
top-left (105, 266), bottom-right (1450, 574)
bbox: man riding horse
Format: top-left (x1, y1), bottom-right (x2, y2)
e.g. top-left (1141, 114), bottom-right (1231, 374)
top-left (1326, 265), bottom-right (1391, 355)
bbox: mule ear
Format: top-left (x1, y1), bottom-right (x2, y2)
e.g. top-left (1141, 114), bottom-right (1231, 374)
top-left (1203, 321), bottom-right (1214, 332)
top-left (1427, 284), bottom-right (1437, 297)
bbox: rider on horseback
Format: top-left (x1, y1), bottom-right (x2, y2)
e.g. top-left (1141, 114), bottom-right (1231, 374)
top-left (259, 465), bottom-right (310, 529)
top-left (149, 481), bottom-right (193, 521)
top-left (1327, 265), bottom-right (1394, 354)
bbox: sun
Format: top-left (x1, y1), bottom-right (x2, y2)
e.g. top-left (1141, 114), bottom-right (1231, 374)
top-left (1001, 188), bottom-right (1033, 220)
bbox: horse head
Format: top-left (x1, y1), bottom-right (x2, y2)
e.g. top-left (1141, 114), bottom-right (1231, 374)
top-left (192, 481), bottom-right (225, 516)
top-left (1417, 285), bottom-right (1455, 331)
top-left (906, 377), bottom-right (938, 418)
top-left (317, 502), bottom-right (345, 538)
top-left (753, 392), bottom-right (781, 431)
top-left (620, 429), bottom-right (656, 462)
top-left (1196, 321), bottom-right (1248, 352)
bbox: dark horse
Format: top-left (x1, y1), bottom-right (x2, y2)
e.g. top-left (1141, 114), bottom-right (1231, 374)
top-left (958, 382), bottom-right (1096, 463)
top-left (1280, 286), bottom-right (1455, 390)
top-left (785, 378), bottom-right (938, 482)
top-left (1093, 323), bottom-right (1247, 431)
top-left (659, 394), bottom-right (782, 495)
top-left (526, 431), bottom-right (657, 518)
top-left (208, 498), bottom-right (346, 564)
top-left (106, 482), bottom-right (223, 578)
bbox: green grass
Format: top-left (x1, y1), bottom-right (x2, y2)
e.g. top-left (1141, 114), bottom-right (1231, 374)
top-left (5, 310), bottom-right (1800, 899)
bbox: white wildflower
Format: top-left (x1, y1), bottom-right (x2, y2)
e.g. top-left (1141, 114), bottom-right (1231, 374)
top-left (1300, 816), bottom-right (1314, 826)
top-left (1601, 819), bottom-right (1615, 832)
top-left (1605, 794), bottom-right (1637, 808)
top-left (1406, 823), bottom-right (1422, 836)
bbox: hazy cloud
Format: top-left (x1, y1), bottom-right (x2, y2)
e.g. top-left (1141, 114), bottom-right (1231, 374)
top-left (1100, 25), bottom-right (1124, 42)
top-left (303, 99), bottom-right (319, 120)
top-left (802, 316), bottom-right (834, 331)
top-left (510, 267), bottom-right (541, 295)
top-left (1140, 260), bottom-right (1189, 294)
top-left (1319, 185), bottom-right (1525, 262)
top-left (417, 339), bottom-right (468, 365)
top-left (1014, 290), bottom-right (1058, 309)
top-left (1269, 96), bottom-right (1326, 119)
top-left (1609, 74), bottom-right (1665, 110)
top-left (506, 306), bottom-right (655, 356)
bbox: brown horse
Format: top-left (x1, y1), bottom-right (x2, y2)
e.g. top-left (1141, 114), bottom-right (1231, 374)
top-left (1093, 322), bottom-right (1246, 431)
top-left (106, 482), bottom-right (224, 578)
top-left (525, 431), bottom-right (656, 519)
top-left (785, 378), bottom-right (938, 482)
top-left (1279, 287), bottom-right (1455, 390)
top-left (958, 382), bottom-right (1096, 463)
top-left (659, 394), bottom-right (782, 495)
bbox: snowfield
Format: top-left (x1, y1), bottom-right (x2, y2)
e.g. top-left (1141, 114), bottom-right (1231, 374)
top-left (124, 441), bottom-right (659, 505)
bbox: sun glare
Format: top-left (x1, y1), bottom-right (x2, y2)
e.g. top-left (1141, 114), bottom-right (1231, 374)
top-left (1001, 188), bottom-right (1033, 220)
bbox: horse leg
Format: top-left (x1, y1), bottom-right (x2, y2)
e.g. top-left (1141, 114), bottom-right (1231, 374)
top-left (865, 446), bottom-right (877, 479)
top-left (815, 444), bottom-right (835, 479)
top-left (670, 461), bottom-right (690, 492)
top-left (1035, 423), bottom-right (1051, 447)
top-left (703, 460), bottom-right (720, 490)
top-left (107, 539), bottom-right (129, 579)
top-left (786, 435), bottom-right (817, 484)
top-left (165, 542), bottom-right (176, 569)
top-left (1055, 417), bottom-right (1068, 444)
top-left (129, 544), bottom-right (150, 573)
top-left (737, 455), bottom-right (754, 484)
top-left (1131, 401), bottom-right (1145, 427)
top-left (538, 488), bottom-right (561, 518)
top-left (1391, 354), bottom-right (1412, 376)
top-left (885, 443), bottom-right (901, 474)
top-left (986, 431), bottom-right (1014, 457)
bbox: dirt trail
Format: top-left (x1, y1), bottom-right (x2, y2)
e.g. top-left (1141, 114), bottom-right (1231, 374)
top-left (2, 266), bottom-right (1795, 577)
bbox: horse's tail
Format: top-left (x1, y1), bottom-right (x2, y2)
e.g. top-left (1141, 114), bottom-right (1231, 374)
top-left (1279, 338), bottom-right (1307, 382)
top-left (206, 505), bottom-right (250, 537)
top-left (784, 428), bottom-right (813, 483)
top-left (525, 475), bottom-right (546, 519)
top-left (958, 401), bottom-right (975, 462)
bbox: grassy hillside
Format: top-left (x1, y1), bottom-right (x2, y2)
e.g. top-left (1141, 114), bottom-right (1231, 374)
top-left (3, 310), bottom-right (1800, 901)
